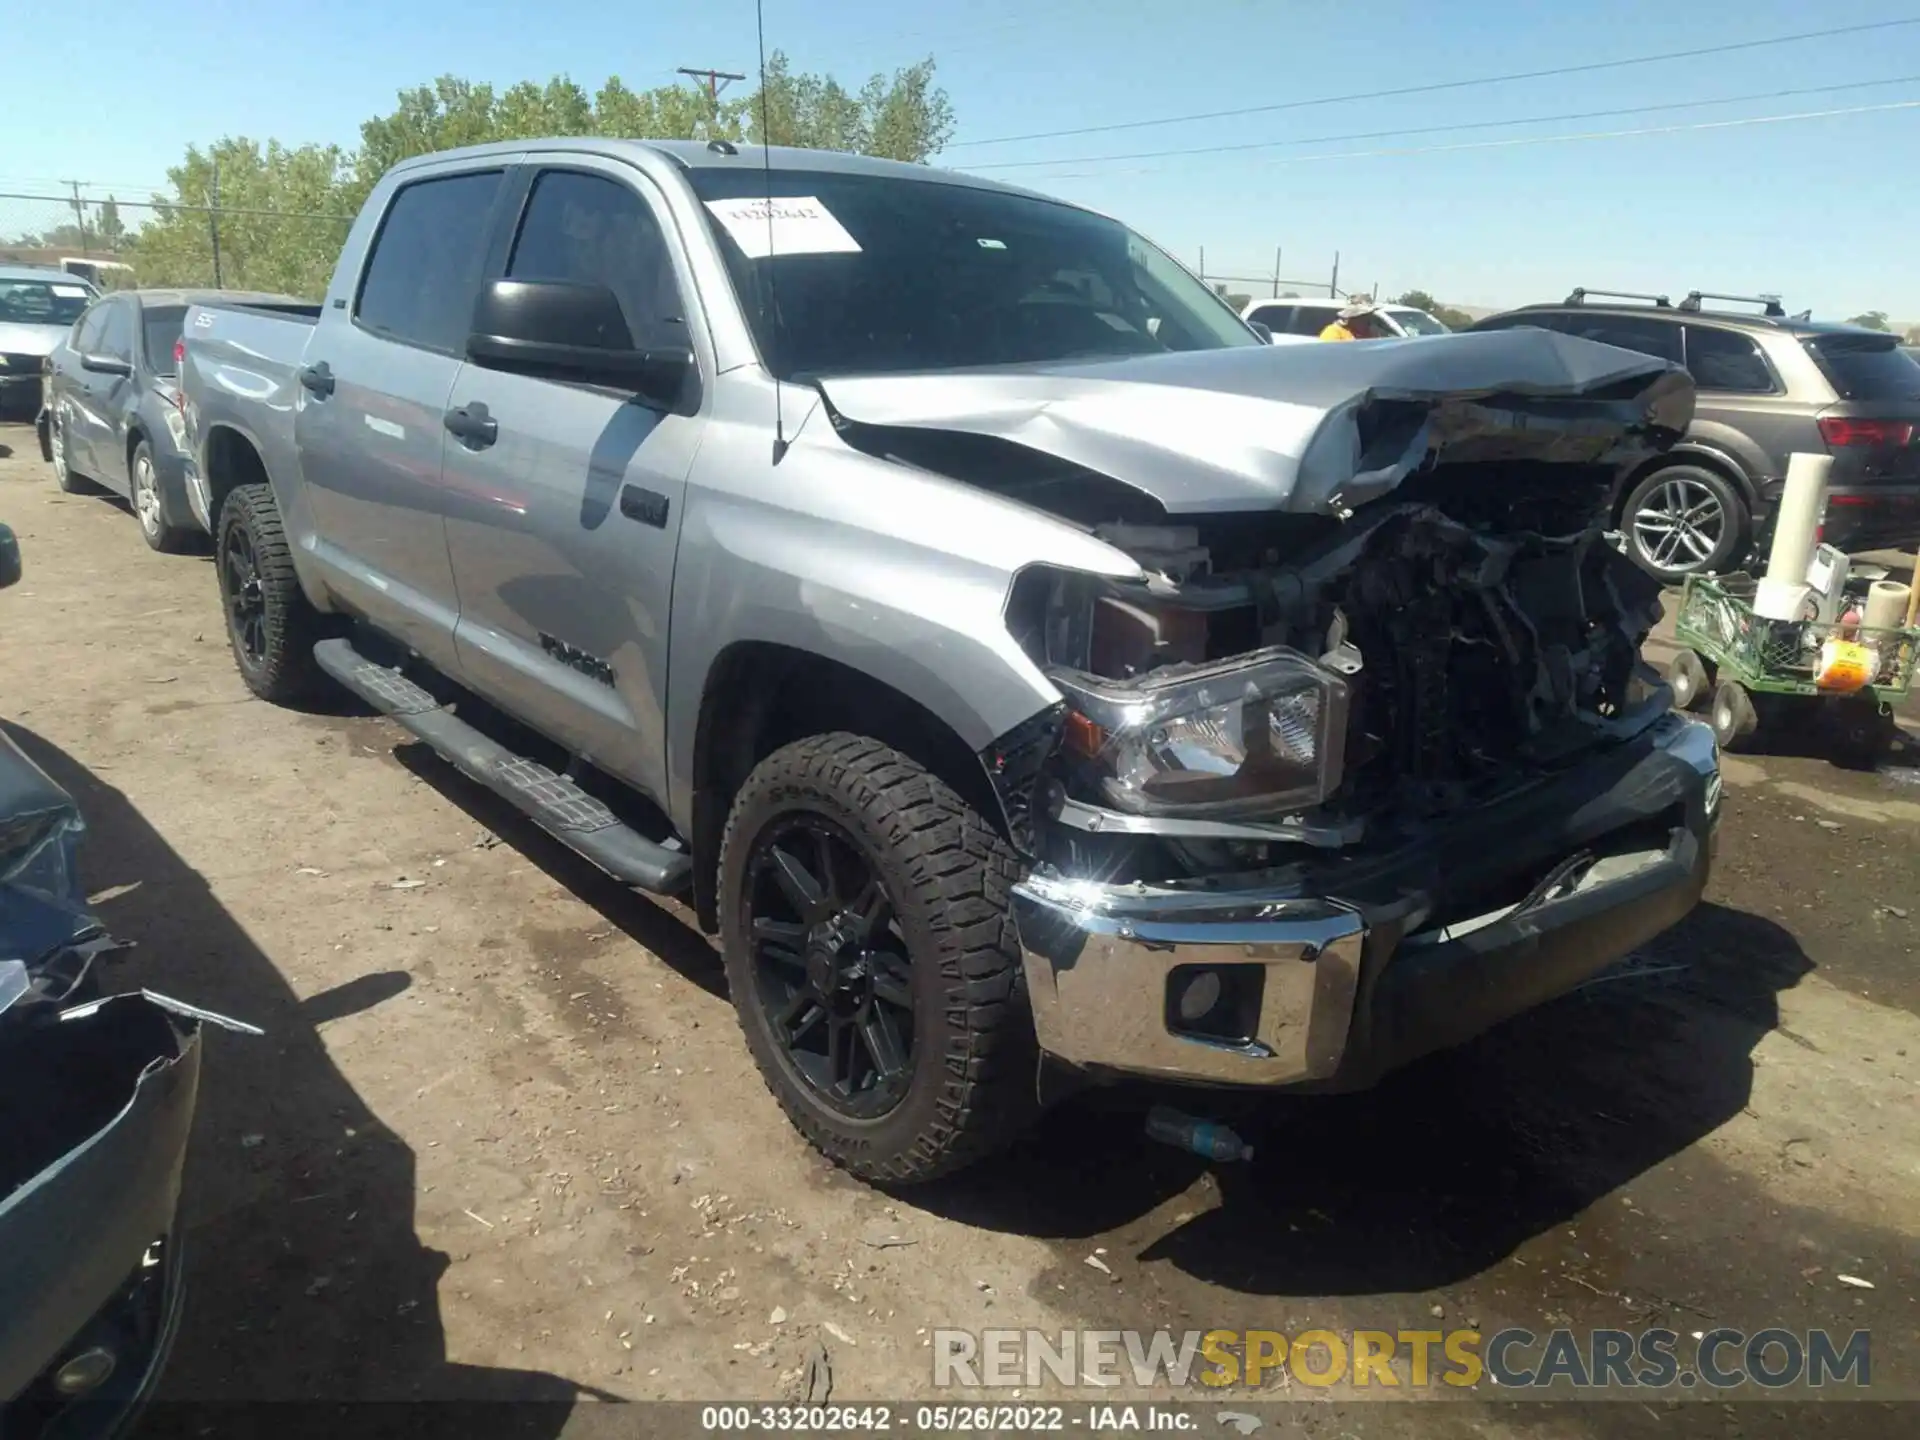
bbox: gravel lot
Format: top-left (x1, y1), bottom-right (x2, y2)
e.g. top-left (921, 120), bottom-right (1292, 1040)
top-left (3, 422), bottom-right (1916, 1437)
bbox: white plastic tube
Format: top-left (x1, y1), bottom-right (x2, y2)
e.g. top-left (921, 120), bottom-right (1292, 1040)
top-left (1864, 579), bottom-right (1910, 631)
top-left (1755, 452), bottom-right (1832, 620)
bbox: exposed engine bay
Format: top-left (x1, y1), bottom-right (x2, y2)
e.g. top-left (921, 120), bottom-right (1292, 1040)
top-left (1002, 459), bottom-right (1669, 878)
top-left (821, 326), bottom-right (1694, 884)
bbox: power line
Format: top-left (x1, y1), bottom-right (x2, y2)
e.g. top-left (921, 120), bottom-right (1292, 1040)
top-left (1006, 98), bottom-right (1920, 183)
top-left (946, 17), bottom-right (1920, 149)
top-left (959, 73), bottom-right (1920, 172)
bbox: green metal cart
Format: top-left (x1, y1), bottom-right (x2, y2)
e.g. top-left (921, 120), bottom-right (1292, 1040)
top-left (1667, 573), bottom-right (1917, 759)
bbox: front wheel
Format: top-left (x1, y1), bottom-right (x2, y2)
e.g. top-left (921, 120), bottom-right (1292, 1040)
top-left (130, 439), bottom-right (194, 553)
top-left (718, 733), bottom-right (1036, 1185)
top-left (1667, 649), bottom-right (1713, 711)
top-left (216, 483), bottom-right (332, 704)
top-left (1622, 464), bottom-right (1749, 582)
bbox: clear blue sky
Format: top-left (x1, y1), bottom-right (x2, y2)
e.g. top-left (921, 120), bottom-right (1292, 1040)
top-left (11, 0), bottom-right (1920, 318)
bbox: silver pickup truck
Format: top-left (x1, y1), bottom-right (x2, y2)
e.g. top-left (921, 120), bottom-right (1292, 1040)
top-left (180, 138), bottom-right (1721, 1182)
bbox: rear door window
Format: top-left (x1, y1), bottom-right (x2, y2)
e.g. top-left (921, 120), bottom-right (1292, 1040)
top-left (1244, 303), bottom-right (1293, 332)
top-left (1803, 332), bottom-right (1920, 401)
top-left (142, 305), bottom-right (187, 374)
top-left (1555, 314), bottom-right (1683, 364)
top-left (1683, 325), bottom-right (1776, 393)
top-left (356, 169), bottom-right (507, 353)
top-left (1291, 305), bottom-right (1340, 335)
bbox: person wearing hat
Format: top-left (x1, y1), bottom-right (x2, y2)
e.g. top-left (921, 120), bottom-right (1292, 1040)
top-left (1319, 298), bottom-right (1381, 341)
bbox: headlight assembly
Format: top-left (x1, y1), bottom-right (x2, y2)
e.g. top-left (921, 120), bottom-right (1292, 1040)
top-left (1049, 646), bottom-right (1350, 817)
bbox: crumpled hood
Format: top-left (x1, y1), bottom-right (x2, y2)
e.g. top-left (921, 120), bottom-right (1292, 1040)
top-left (817, 327), bottom-right (1695, 516)
top-left (0, 322), bottom-right (65, 359)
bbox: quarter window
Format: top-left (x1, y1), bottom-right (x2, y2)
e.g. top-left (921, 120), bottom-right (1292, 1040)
top-left (1684, 326), bottom-right (1775, 393)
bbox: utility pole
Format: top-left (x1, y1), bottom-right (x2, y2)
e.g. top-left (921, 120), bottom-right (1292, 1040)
top-left (66, 181), bottom-right (89, 255)
top-left (677, 67), bottom-right (746, 140)
top-left (1272, 245), bottom-right (1282, 298)
top-left (1198, 246), bottom-right (1205, 285)
top-left (208, 159), bottom-right (224, 289)
top-left (1329, 250), bottom-right (1340, 298)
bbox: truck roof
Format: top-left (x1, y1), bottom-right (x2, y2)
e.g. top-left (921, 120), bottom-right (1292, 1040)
top-left (385, 136), bottom-right (1066, 205)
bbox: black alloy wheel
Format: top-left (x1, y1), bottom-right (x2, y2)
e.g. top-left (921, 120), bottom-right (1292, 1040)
top-left (223, 525), bottom-right (268, 668)
top-left (744, 813), bottom-right (916, 1119)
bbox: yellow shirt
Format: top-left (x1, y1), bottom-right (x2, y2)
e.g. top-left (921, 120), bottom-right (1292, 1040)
top-left (1319, 320), bottom-right (1358, 341)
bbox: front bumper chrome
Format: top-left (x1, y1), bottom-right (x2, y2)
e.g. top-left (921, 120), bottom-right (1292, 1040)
top-left (1013, 714), bottom-right (1721, 1088)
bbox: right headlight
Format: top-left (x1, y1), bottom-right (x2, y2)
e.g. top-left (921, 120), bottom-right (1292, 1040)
top-left (1048, 646), bottom-right (1350, 818)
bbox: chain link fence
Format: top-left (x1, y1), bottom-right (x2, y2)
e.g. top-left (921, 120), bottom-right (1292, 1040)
top-left (0, 192), bottom-right (352, 297)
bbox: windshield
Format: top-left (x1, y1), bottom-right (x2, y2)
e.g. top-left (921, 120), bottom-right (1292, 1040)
top-left (687, 169), bottom-right (1260, 379)
top-left (0, 278), bottom-right (94, 328)
top-left (1385, 307), bottom-right (1450, 336)
top-left (143, 306), bottom-right (186, 375)
top-left (1804, 332), bottom-right (1920, 401)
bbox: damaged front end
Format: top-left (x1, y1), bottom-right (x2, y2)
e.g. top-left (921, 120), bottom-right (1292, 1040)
top-left (0, 730), bottom-right (241, 1440)
top-left (911, 331), bottom-right (1726, 1089)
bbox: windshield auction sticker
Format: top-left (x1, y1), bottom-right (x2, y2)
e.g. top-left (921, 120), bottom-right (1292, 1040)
top-left (704, 196), bottom-right (862, 259)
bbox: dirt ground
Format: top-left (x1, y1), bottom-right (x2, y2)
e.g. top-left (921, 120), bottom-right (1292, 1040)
top-left (3, 422), bottom-right (1916, 1438)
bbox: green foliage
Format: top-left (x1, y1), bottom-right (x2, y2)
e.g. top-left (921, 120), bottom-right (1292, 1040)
top-left (1846, 310), bottom-right (1890, 331)
top-left (128, 138), bottom-right (354, 295)
top-left (1397, 288), bottom-right (1474, 331)
top-left (126, 54), bottom-right (954, 297)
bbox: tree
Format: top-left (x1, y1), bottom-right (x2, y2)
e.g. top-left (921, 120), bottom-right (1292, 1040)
top-left (129, 138), bottom-right (354, 294)
top-left (96, 197), bottom-right (125, 249)
top-left (1397, 287), bottom-right (1474, 331)
top-left (132, 57), bottom-right (955, 296)
top-left (1846, 310), bottom-right (1890, 331)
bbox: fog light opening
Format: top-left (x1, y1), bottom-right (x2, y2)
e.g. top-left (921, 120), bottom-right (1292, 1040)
top-left (1175, 968), bottom-right (1223, 1022)
top-left (52, 1346), bottom-right (117, 1397)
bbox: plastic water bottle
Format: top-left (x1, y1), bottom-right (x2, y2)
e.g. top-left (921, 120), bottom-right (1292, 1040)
top-left (1144, 1104), bottom-right (1253, 1163)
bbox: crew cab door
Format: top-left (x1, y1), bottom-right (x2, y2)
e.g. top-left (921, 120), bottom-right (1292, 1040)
top-left (292, 164), bottom-right (511, 672)
top-left (441, 158), bottom-right (706, 807)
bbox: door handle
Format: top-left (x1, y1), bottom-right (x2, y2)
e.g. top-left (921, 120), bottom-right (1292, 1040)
top-left (619, 485), bottom-right (671, 528)
top-left (298, 361), bottom-right (335, 397)
top-left (443, 401), bottom-right (498, 448)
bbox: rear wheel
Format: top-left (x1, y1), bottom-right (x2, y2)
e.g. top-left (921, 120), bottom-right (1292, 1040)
top-left (129, 439), bottom-right (194, 553)
top-left (1667, 649), bottom-right (1713, 711)
top-left (48, 413), bottom-right (91, 495)
top-left (718, 733), bottom-right (1035, 1184)
top-left (1623, 464), bottom-right (1749, 582)
top-left (216, 483), bottom-right (332, 704)
top-left (1710, 678), bottom-right (1759, 751)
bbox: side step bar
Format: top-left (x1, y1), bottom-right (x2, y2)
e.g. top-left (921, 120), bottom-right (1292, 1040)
top-left (314, 638), bottom-right (692, 895)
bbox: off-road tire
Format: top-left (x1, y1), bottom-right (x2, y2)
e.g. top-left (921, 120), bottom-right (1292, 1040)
top-left (719, 733), bottom-right (1036, 1185)
top-left (130, 438), bottom-right (194, 554)
top-left (216, 482), bottom-right (332, 704)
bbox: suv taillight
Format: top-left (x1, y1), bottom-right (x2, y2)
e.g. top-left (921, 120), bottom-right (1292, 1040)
top-left (1819, 416), bottom-right (1915, 447)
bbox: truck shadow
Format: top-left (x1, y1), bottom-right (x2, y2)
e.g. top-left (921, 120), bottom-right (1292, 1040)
top-left (2, 722), bottom-right (605, 1429)
top-left (921, 900), bottom-right (1814, 1298)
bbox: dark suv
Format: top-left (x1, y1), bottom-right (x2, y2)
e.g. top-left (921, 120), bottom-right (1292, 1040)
top-left (1473, 290), bottom-right (1920, 581)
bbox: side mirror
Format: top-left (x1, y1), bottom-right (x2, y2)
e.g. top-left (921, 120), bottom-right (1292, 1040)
top-left (0, 524), bottom-right (21, 591)
top-left (1248, 321), bottom-right (1274, 344)
top-left (466, 279), bottom-right (692, 405)
top-left (80, 353), bottom-right (132, 377)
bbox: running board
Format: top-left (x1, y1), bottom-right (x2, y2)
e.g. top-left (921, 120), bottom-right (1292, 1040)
top-left (313, 638), bottom-right (692, 895)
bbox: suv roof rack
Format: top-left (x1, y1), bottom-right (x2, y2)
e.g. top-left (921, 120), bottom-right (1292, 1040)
top-left (1564, 287), bottom-right (1671, 307)
top-left (1677, 290), bottom-right (1786, 317)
